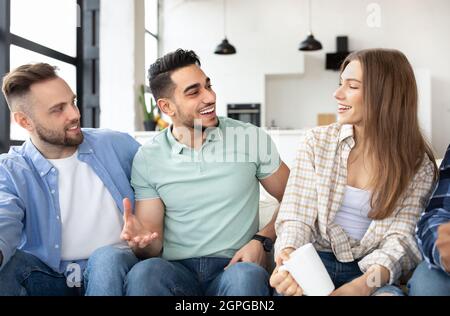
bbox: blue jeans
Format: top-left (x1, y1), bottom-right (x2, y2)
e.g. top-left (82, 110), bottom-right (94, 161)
top-left (0, 250), bottom-right (80, 296)
top-left (125, 257), bottom-right (271, 296)
top-left (0, 245), bottom-right (139, 296)
top-left (318, 251), bottom-right (404, 296)
top-left (83, 244), bottom-right (139, 296)
top-left (407, 261), bottom-right (450, 296)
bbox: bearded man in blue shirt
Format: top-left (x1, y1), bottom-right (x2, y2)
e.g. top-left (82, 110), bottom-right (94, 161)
top-left (0, 63), bottom-right (141, 296)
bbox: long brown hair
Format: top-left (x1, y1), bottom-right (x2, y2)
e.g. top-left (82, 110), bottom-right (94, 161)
top-left (340, 49), bottom-right (438, 220)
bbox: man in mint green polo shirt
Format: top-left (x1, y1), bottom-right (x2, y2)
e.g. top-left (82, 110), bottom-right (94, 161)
top-left (120, 49), bottom-right (290, 296)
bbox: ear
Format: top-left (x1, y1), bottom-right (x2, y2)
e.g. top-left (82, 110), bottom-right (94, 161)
top-left (157, 98), bottom-right (176, 118)
top-left (13, 111), bottom-right (34, 132)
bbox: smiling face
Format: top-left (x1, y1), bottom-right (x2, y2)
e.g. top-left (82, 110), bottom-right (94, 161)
top-left (26, 77), bottom-right (83, 147)
top-left (333, 60), bottom-right (364, 126)
top-left (164, 64), bottom-right (218, 130)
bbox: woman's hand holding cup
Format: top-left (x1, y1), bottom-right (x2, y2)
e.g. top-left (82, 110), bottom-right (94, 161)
top-left (270, 247), bottom-right (304, 296)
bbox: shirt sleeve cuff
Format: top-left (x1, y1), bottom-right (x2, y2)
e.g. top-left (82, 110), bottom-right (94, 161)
top-left (358, 253), bottom-right (401, 285)
top-left (274, 225), bottom-right (311, 258)
top-left (432, 243), bottom-right (450, 276)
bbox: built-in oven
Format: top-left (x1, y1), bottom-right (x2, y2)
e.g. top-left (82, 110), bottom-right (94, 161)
top-left (227, 103), bottom-right (261, 127)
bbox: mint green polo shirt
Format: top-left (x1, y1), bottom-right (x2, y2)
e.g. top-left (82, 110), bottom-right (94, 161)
top-left (131, 117), bottom-right (281, 260)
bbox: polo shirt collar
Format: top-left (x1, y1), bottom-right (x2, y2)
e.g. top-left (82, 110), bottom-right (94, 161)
top-left (205, 119), bottom-right (223, 143)
top-left (167, 126), bottom-right (187, 155)
top-left (167, 120), bottom-right (223, 154)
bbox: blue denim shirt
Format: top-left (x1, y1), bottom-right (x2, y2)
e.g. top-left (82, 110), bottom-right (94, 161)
top-left (0, 129), bottom-right (140, 273)
top-left (417, 145), bottom-right (450, 273)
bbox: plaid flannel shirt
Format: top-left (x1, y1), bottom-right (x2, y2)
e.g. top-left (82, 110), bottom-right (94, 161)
top-left (275, 123), bottom-right (435, 284)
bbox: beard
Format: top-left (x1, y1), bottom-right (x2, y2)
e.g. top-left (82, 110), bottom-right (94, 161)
top-left (176, 105), bottom-right (218, 131)
top-left (35, 121), bottom-right (84, 147)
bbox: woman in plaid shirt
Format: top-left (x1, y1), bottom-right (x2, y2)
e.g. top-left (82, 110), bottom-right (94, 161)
top-left (270, 49), bottom-right (438, 296)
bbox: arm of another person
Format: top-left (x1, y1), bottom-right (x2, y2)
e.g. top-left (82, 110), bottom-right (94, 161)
top-left (436, 222), bottom-right (450, 273)
top-left (417, 148), bottom-right (450, 273)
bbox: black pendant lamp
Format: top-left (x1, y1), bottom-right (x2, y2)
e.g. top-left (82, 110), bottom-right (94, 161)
top-left (299, 0), bottom-right (322, 51)
top-left (215, 0), bottom-right (236, 55)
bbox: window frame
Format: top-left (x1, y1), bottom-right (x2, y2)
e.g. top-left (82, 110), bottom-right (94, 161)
top-left (145, 0), bottom-right (159, 79)
top-left (0, 0), bottom-right (99, 153)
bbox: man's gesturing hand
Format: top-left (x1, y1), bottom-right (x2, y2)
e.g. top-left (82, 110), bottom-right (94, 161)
top-left (120, 198), bottom-right (158, 249)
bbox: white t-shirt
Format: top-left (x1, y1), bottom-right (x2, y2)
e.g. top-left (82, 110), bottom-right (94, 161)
top-left (49, 151), bottom-right (123, 261)
top-left (333, 185), bottom-right (373, 241)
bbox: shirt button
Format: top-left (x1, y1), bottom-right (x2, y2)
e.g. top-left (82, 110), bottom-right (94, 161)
top-left (40, 172), bottom-right (44, 176)
top-left (51, 190), bottom-right (55, 194)
top-left (51, 168), bottom-right (56, 173)
top-left (55, 244), bottom-right (60, 249)
top-left (56, 216), bottom-right (60, 220)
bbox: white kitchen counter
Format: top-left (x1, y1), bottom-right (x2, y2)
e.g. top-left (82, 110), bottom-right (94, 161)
top-left (264, 128), bottom-right (306, 135)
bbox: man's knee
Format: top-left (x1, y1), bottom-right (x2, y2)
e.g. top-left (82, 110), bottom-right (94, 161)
top-left (126, 257), bottom-right (172, 283)
top-left (125, 258), bottom-right (179, 296)
top-left (224, 262), bottom-right (269, 281)
top-left (219, 262), bottom-right (270, 295)
top-left (87, 245), bottom-right (138, 273)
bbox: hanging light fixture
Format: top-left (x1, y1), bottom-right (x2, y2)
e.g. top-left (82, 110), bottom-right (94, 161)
top-left (299, 0), bottom-right (322, 51)
top-left (215, 0), bottom-right (236, 55)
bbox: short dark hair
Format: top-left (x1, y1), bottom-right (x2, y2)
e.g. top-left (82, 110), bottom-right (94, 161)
top-left (2, 63), bottom-right (58, 112)
top-left (148, 49), bottom-right (201, 101)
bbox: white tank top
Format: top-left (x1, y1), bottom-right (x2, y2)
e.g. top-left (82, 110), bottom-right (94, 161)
top-left (333, 185), bottom-right (373, 241)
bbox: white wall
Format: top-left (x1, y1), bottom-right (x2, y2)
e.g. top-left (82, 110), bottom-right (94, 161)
top-left (159, 0), bottom-right (450, 157)
top-left (99, 0), bottom-right (145, 133)
top-left (265, 65), bottom-right (433, 142)
top-left (159, 0), bottom-right (305, 125)
top-left (265, 62), bottom-right (338, 130)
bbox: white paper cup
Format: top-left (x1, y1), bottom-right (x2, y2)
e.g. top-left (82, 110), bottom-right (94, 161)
top-left (278, 243), bottom-right (335, 296)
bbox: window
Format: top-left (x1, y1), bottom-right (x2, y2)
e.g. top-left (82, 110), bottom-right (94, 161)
top-left (145, 0), bottom-right (159, 80)
top-left (10, 0), bottom-right (78, 57)
top-left (0, 0), bottom-right (80, 152)
top-left (143, 0), bottom-right (169, 125)
top-left (0, 0), bottom-right (99, 153)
